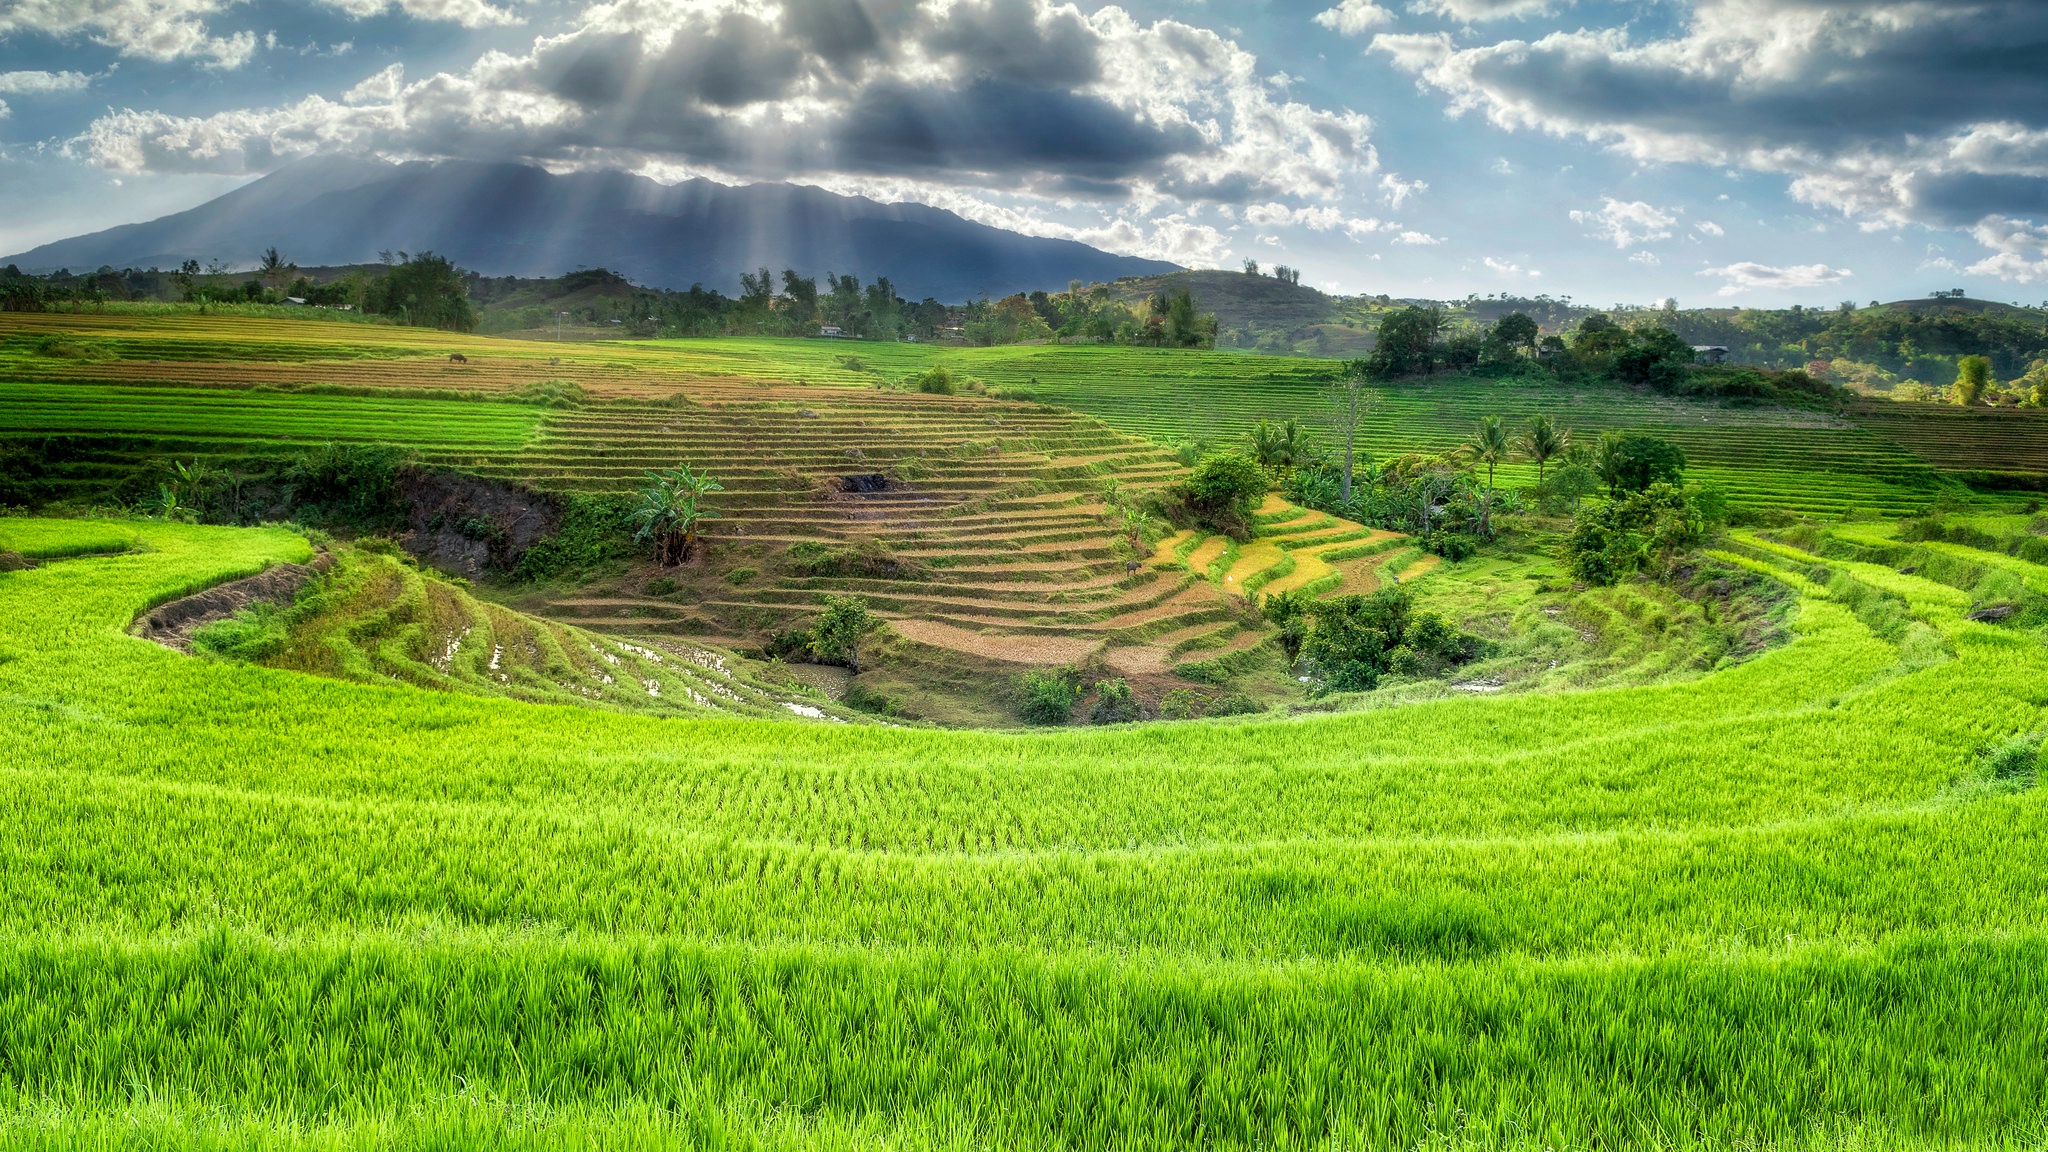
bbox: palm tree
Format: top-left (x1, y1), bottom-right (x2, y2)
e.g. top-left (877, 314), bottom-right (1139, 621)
top-left (1246, 418), bottom-right (1314, 470)
top-left (1461, 415), bottom-right (1511, 490)
top-left (630, 465), bottom-right (723, 566)
top-left (258, 247), bottom-right (295, 294)
top-left (1517, 414), bottom-right (1569, 485)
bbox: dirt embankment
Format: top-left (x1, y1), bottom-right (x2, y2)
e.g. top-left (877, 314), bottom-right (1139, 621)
top-left (0, 551), bottom-right (34, 572)
top-left (400, 472), bottom-right (561, 578)
top-left (133, 551), bottom-right (334, 652)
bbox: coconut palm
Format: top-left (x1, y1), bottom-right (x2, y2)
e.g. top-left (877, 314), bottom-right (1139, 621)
top-left (1246, 418), bottom-right (1314, 471)
top-left (630, 465), bottom-right (723, 566)
top-left (1517, 414), bottom-right (1570, 484)
top-left (1460, 415), bottom-right (1512, 490)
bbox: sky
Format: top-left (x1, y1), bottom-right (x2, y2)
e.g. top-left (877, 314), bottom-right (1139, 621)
top-left (3, 0), bottom-right (2048, 308)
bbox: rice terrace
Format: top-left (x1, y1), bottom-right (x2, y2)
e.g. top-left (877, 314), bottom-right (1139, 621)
top-left (8, 0), bottom-right (2048, 1145)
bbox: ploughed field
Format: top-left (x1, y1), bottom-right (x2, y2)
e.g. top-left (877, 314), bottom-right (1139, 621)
top-left (2, 514), bottom-right (2046, 1148)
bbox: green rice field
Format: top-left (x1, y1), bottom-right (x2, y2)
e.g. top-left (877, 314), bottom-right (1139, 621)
top-left (2, 515), bottom-right (2045, 1148)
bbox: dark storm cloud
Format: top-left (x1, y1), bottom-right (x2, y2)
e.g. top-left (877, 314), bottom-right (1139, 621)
top-left (830, 78), bottom-right (1192, 181)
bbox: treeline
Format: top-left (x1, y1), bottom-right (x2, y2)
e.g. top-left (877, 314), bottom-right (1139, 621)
top-left (1, 257), bottom-right (1218, 348)
top-left (1355, 304), bottom-right (1834, 404)
top-left (1660, 301), bottom-right (2048, 382)
top-left (1, 252), bottom-right (477, 331)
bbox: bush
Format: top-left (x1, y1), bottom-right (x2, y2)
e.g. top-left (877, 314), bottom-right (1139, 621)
top-left (515, 493), bottom-right (635, 581)
top-left (912, 366), bottom-right (956, 395)
top-left (280, 443), bottom-right (416, 530)
top-left (1164, 451), bottom-right (1267, 539)
top-left (1157, 688), bottom-right (1205, 720)
top-left (805, 595), bottom-right (878, 671)
top-left (724, 567), bottom-right (757, 586)
top-left (1017, 668), bottom-right (1079, 725)
top-left (1205, 691), bottom-right (1262, 717)
top-left (786, 537), bottom-right (927, 579)
top-left (1565, 482), bottom-right (1710, 585)
top-left (1298, 587), bottom-right (1475, 695)
top-left (1089, 677), bottom-right (1140, 724)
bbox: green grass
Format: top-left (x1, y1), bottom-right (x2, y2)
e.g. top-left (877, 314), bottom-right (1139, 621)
top-left (3, 517), bottom-right (2047, 1147)
top-left (0, 382), bottom-right (542, 449)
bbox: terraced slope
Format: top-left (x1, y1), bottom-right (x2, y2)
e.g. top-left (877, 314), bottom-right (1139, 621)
top-left (7, 518), bottom-right (2048, 1148)
top-left (1847, 399), bottom-right (2048, 481)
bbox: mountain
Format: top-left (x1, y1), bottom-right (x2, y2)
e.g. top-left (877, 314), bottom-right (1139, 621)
top-left (3, 157), bottom-right (1178, 301)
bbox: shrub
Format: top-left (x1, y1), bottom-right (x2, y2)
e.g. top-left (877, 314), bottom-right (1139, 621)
top-left (1205, 691), bottom-right (1261, 717)
top-left (1157, 688), bottom-right (1205, 720)
top-left (805, 595), bottom-right (879, 672)
top-left (514, 493), bottom-right (635, 582)
top-left (1299, 587), bottom-right (1475, 695)
top-left (1089, 677), bottom-right (1140, 724)
top-left (1016, 668), bottom-right (1079, 725)
top-left (1565, 482), bottom-right (1710, 586)
top-left (280, 443), bottom-right (416, 531)
top-left (912, 366), bottom-right (956, 395)
top-left (786, 537), bottom-right (926, 580)
top-left (1164, 451), bottom-right (1267, 539)
top-left (724, 567), bottom-right (757, 586)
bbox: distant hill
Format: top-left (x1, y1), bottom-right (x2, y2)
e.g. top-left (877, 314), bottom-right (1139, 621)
top-left (3, 156), bottom-right (1178, 302)
top-left (1879, 297), bottom-right (2035, 317)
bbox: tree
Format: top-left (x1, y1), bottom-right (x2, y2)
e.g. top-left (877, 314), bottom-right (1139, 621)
top-left (1491, 312), bottom-right (1539, 357)
top-left (1565, 482), bottom-right (1710, 585)
top-left (1246, 418), bottom-right (1313, 471)
top-left (629, 465), bottom-right (723, 566)
top-left (1373, 305), bottom-right (1445, 376)
top-left (1596, 432), bottom-right (1688, 496)
top-left (1242, 259), bottom-right (1260, 276)
top-left (1955, 354), bottom-right (1992, 406)
top-left (1615, 326), bottom-right (1694, 387)
top-left (258, 247), bottom-right (295, 294)
top-left (369, 252), bottom-right (476, 331)
top-left (1517, 414), bottom-right (1568, 484)
top-left (807, 595), bottom-right (879, 672)
top-left (1327, 362), bottom-right (1376, 505)
top-left (1172, 451), bottom-right (1267, 538)
top-left (1460, 415), bottom-right (1511, 492)
top-left (779, 270), bottom-right (818, 327)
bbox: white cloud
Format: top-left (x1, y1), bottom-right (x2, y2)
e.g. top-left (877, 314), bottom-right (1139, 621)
top-left (1570, 197), bottom-right (1677, 248)
top-left (1693, 220), bottom-right (1724, 237)
top-left (1373, 1), bottom-right (2048, 281)
top-left (0, 70), bottom-right (94, 95)
top-left (1379, 171), bottom-right (1426, 207)
top-left (1701, 261), bottom-right (1852, 296)
top-left (1394, 230), bottom-right (1442, 245)
top-left (1628, 250), bottom-right (1660, 266)
top-left (1313, 0), bottom-right (1394, 36)
top-left (1488, 157), bottom-right (1513, 175)
top-left (1964, 216), bottom-right (2048, 283)
top-left (1244, 201), bottom-right (1391, 237)
top-left (1410, 0), bottom-right (1556, 22)
top-left (1483, 255), bottom-right (1539, 276)
top-left (0, 0), bottom-right (516, 69)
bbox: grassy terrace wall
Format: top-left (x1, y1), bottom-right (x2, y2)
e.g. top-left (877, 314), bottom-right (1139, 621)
top-left (2, 517), bottom-right (2046, 1147)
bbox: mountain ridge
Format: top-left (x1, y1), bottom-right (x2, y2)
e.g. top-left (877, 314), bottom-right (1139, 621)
top-left (3, 157), bottom-right (1179, 302)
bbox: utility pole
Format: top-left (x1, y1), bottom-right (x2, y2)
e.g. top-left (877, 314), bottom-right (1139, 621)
top-left (557, 311), bottom-right (567, 341)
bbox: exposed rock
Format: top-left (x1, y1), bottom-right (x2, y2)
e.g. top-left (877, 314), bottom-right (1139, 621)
top-left (400, 471), bottom-right (562, 579)
top-left (1968, 602), bottom-right (2017, 622)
